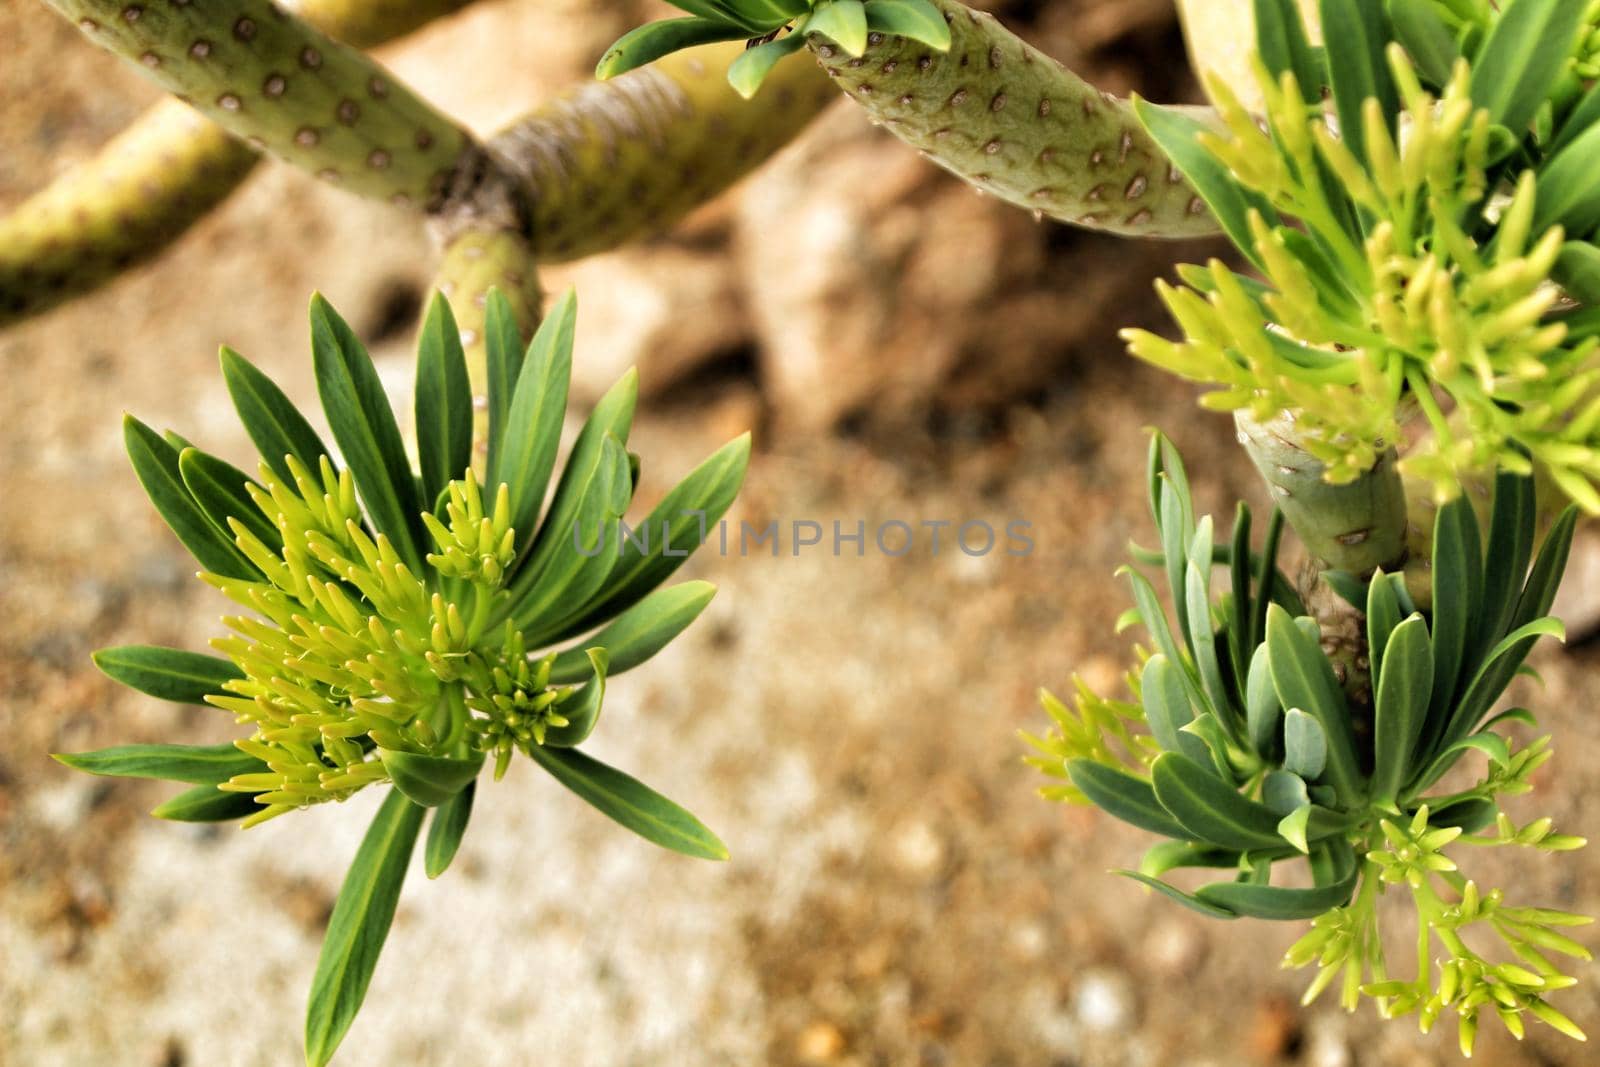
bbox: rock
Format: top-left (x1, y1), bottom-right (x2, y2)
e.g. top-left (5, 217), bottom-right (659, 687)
top-left (796, 1020), bottom-right (848, 1063)
top-left (889, 818), bottom-right (947, 879)
top-left (1074, 968), bottom-right (1136, 1032)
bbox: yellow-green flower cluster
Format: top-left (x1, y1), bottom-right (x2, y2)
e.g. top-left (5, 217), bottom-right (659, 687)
top-left (203, 456), bottom-right (577, 827)
top-left (1124, 49), bottom-right (1600, 502)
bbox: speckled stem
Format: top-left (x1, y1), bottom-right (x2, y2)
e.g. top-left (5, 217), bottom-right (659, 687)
top-left (810, 0), bottom-right (1220, 238)
top-left (490, 43), bottom-right (835, 262)
top-left (0, 103), bottom-right (256, 326)
top-left (1236, 410), bottom-right (1409, 576)
top-left (48, 0), bottom-right (470, 207)
top-left (432, 227), bottom-right (544, 459)
top-left (3, 1), bottom-right (477, 327)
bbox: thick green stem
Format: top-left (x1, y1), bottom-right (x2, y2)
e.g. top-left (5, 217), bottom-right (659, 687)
top-left (0, 103), bottom-right (256, 326)
top-left (3, 1), bottom-right (477, 327)
top-left (1236, 409), bottom-right (1408, 576)
top-left (491, 44), bottom-right (834, 262)
top-left (431, 228), bottom-right (543, 460)
top-left (48, 0), bottom-right (470, 206)
top-left (809, 0), bottom-right (1221, 238)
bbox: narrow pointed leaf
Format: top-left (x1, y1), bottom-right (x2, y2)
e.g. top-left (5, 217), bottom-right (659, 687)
top-left (1255, 0), bottom-right (1323, 100)
top-left (547, 581), bottom-right (716, 684)
top-left (543, 649), bottom-right (608, 747)
top-left (304, 790), bottom-right (424, 1067)
top-left (424, 781), bottom-right (474, 878)
top-left (414, 292), bottom-right (472, 506)
top-left (863, 0), bottom-right (952, 49)
top-left (1066, 759), bottom-right (1196, 840)
top-left (124, 416), bottom-right (255, 579)
top-left (1116, 870), bottom-right (1239, 918)
top-left (379, 750), bottom-right (484, 807)
top-left (598, 17), bottom-right (752, 80)
top-left (1195, 864), bottom-right (1358, 918)
top-left (220, 346), bottom-right (330, 484)
top-left (1151, 752), bottom-right (1286, 851)
top-left (561, 433), bottom-right (751, 636)
top-left (1142, 654), bottom-right (1195, 755)
top-left (483, 289), bottom-right (524, 467)
top-left (309, 293), bottom-right (425, 573)
top-left (1371, 614), bottom-right (1432, 802)
top-left (1386, 0), bottom-right (1460, 86)
top-left (728, 32), bottom-right (808, 99)
top-left (178, 447), bottom-right (279, 551)
top-left (526, 745), bottom-right (727, 859)
top-left (1265, 605), bottom-right (1360, 800)
top-left (804, 0), bottom-right (868, 56)
top-left (1468, 0), bottom-right (1587, 136)
top-left (1319, 0), bottom-right (1400, 165)
top-left (151, 784), bottom-right (261, 822)
top-left (54, 743), bottom-right (261, 785)
top-left (1366, 566), bottom-right (1402, 688)
top-left (93, 645), bottom-right (243, 705)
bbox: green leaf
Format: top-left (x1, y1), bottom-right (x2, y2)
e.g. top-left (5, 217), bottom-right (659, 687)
top-left (1151, 751), bottom-right (1287, 851)
top-left (379, 749), bottom-right (484, 807)
top-left (54, 742), bottom-right (260, 785)
top-left (1386, 0), bottom-right (1460, 86)
top-left (124, 416), bottom-right (255, 579)
top-left (1139, 840), bottom-right (1245, 876)
top-left (1538, 120), bottom-right (1600, 239)
top-left (1120, 565), bottom-right (1206, 711)
top-left (1552, 81), bottom-right (1600, 156)
top-left (1468, 0), bottom-right (1587, 136)
top-left (305, 790), bottom-right (424, 1067)
top-left (1512, 505), bottom-right (1578, 630)
top-left (1262, 769), bottom-right (1311, 816)
top-left (1066, 759), bottom-right (1197, 840)
top-left (1370, 614), bottom-right (1433, 802)
top-left (414, 292), bottom-right (473, 507)
top-left (1473, 469), bottom-right (1535, 662)
top-left (92, 644), bottom-right (243, 704)
top-left (1264, 605), bottom-right (1360, 800)
top-left (178, 447), bottom-right (279, 552)
top-left (863, 0), bottom-right (951, 49)
top-left (1365, 567), bottom-right (1403, 687)
top-left (1555, 241), bottom-right (1600, 303)
top-left (804, 0), bottom-right (868, 56)
top-left (424, 781), bottom-right (474, 878)
top-left (1115, 870), bottom-right (1239, 919)
top-left (548, 581), bottom-right (715, 684)
top-left (150, 784), bottom-right (261, 822)
top-left (598, 17), bottom-right (752, 80)
top-left (1319, 0), bottom-right (1400, 167)
top-left (511, 433), bottom-right (631, 636)
top-left (1282, 709), bottom-right (1328, 780)
top-left (1428, 797), bottom-right (1496, 834)
top-left (559, 433), bottom-right (751, 638)
top-left (728, 32), bottom-right (809, 99)
top-left (490, 291), bottom-right (577, 563)
top-left (1228, 503), bottom-right (1254, 685)
top-left (1159, 475), bottom-right (1195, 646)
top-left (1424, 495), bottom-right (1479, 729)
top-left (512, 370), bottom-right (637, 596)
top-left (1142, 654), bottom-right (1196, 755)
top-left (220, 345), bottom-right (330, 485)
top-left (309, 293), bottom-right (426, 574)
top-left (1135, 98), bottom-right (1276, 274)
top-left (1195, 859), bottom-right (1358, 918)
top-left (543, 649), bottom-right (608, 747)
top-left (525, 745), bottom-right (728, 860)
top-left (1180, 714), bottom-right (1238, 780)
top-left (1255, 0), bottom-right (1323, 100)
top-left (1245, 643), bottom-right (1283, 758)
top-left (483, 289), bottom-right (524, 467)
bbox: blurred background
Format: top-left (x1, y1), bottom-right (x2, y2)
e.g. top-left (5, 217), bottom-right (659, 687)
top-left (2, 1), bottom-right (1596, 1064)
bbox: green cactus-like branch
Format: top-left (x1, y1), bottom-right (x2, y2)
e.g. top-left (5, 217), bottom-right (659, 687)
top-left (491, 43), bottom-right (835, 262)
top-left (811, 0), bottom-right (1220, 238)
top-left (0, 102), bottom-right (256, 326)
top-left (2, 1), bottom-right (477, 327)
top-left (431, 226), bottom-right (545, 455)
top-left (48, 0), bottom-right (470, 207)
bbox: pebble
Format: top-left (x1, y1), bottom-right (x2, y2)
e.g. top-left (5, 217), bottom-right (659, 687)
top-left (889, 819), bottom-right (946, 878)
top-left (796, 1020), bottom-right (847, 1062)
top-left (1074, 968), bottom-right (1135, 1032)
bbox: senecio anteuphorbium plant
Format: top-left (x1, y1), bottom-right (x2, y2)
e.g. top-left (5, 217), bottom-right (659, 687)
top-left (56, 289), bottom-right (748, 1065)
top-left (607, 0), bottom-right (1600, 1054)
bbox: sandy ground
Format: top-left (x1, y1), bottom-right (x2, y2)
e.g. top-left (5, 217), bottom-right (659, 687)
top-left (3, 2), bottom-right (1598, 1065)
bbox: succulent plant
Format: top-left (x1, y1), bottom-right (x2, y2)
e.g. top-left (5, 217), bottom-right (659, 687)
top-left (1027, 435), bottom-right (1588, 1055)
top-left (56, 291), bottom-right (747, 1064)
